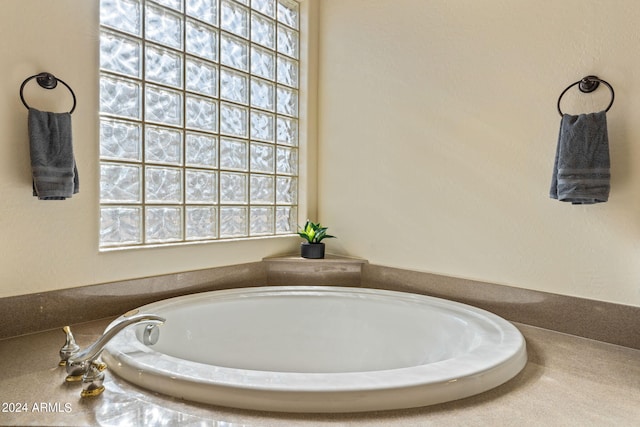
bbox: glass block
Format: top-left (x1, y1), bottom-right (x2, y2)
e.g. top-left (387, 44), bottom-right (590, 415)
top-left (220, 68), bottom-right (248, 104)
top-left (250, 207), bottom-right (274, 235)
top-left (186, 95), bottom-right (218, 132)
top-left (153, 0), bottom-right (182, 12)
top-left (186, 20), bottom-right (218, 62)
top-left (220, 137), bottom-right (248, 171)
top-left (277, 25), bottom-right (298, 59)
top-left (277, 0), bottom-right (299, 29)
top-left (250, 78), bottom-right (275, 111)
top-left (221, 0), bottom-right (249, 38)
top-left (100, 31), bottom-right (141, 78)
top-left (145, 125), bottom-right (182, 165)
top-left (145, 167), bottom-right (183, 203)
top-left (276, 176), bottom-right (297, 204)
top-left (252, 0), bottom-right (275, 17)
top-left (100, 163), bottom-right (141, 203)
top-left (146, 207), bottom-right (182, 242)
top-left (276, 206), bottom-right (297, 234)
top-left (250, 142), bottom-right (275, 173)
top-left (276, 146), bottom-right (297, 175)
top-left (146, 4), bottom-right (183, 50)
top-left (250, 174), bottom-right (274, 204)
top-left (146, 45), bottom-right (182, 88)
top-left (251, 12), bottom-right (275, 49)
top-left (186, 132), bottom-right (217, 168)
top-left (100, 75), bottom-right (141, 119)
top-left (186, 58), bottom-right (218, 97)
top-left (100, 206), bottom-right (142, 246)
top-left (220, 206), bottom-right (247, 238)
top-left (221, 33), bottom-right (249, 71)
top-left (186, 207), bottom-right (218, 240)
top-left (100, 0), bottom-right (141, 36)
top-left (187, 0), bottom-right (217, 25)
top-left (234, 0), bottom-right (249, 5)
top-left (100, 118), bottom-right (141, 161)
top-left (220, 103), bottom-right (248, 137)
top-left (220, 172), bottom-right (248, 204)
top-left (145, 85), bottom-right (183, 126)
top-left (251, 46), bottom-right (275, 80)
top-left (276, 86), bottom-right (298, 116)
top-left (276, 116), bottom-right (298, 145)
top-left (277, 55), bottom-right (298, 88)
top-left (186, 170), bottom-right (217, 203)
top-left (250, 111), bottom-right (274, 141)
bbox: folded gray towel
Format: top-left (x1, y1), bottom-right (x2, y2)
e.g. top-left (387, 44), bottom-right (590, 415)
top-left (550, 111), bottom-right (610, 204)
top-left (28, 108), bottom-right (79, 200)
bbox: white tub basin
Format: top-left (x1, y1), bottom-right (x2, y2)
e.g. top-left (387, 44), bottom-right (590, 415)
top-left (102, 286), bottom-right (527, 413)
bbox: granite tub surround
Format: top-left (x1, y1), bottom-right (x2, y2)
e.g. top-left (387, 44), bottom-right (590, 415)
top-left (263, 254), bottom-right (367, 286)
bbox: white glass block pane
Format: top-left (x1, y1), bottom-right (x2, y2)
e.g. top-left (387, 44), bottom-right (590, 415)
top-left (186, 170), bottom-right (217, 203)
top-left (235, 0), bottom-right (249, 5)
top-left (251, 13), bottom-right (275, 49)
top-left (250, 142), bottom-right (274, 173)
top-left (276, 176), bottom-right (297, 204)
top-left (277, 55), bottom-right (298, 88)
top-left (145, 167), bottom-right (183, 203)
top-left (220, 68), bottom-right (248, 104)
top-left (250, 207), bottom-right (274, 235)
top-left (250, 111), bottom-right (274, 141)
top-left (100, 31), bottom-right (141, 78)
top-left (220, 137), bottom-right (248, 171)
top-left (145, 85), bottom-right (183, 126)
top-left (220, 172), bottom-right (248, 204)
top-left (186, 95), bottom-right (217, 132)
top-left (186, 207), bottom-right (218, 240)
top-left (250, 174), bottom-right (274, 204)
top-left (100, 206), bottom-right (142, 246)
top-left (277, 25), bottom-right (298, 59)
top-left (277, 0), bottom-right (299, 29)
top-left (145, 125), bottom-right (182, 165)
top-left (276, 86), bottom-right (298, 117)
top-left (251, 46), bottom-right (275, 80)
top-left (186, 58), bottom-right (218, 97)
top-left (250, 78), bottom-right (275, 111)
top-left (276, 206), bottom-right (297, 234)
top-left (252, 0), bottom-right (275, 18)
top-left (146, 45), bottom-right (182, 88)
top-left (220, 206), bottom-right (247, 238)
top-left (100, 0), bottom-right (141, 36)
top-left (220, 103), bottom-right (248, 137)
top-left (146, 4), bottom-right (183, 49)
top-left (221, 33), bottom-right (249, 71)
top-left (186, 133), bottom-right (217, 168)
top-left (186, 20), bottom-right (218, 62)
top-left (153, 0), bottom-right (182, 12)
top-left (100, 164), bottom-right (141, 203)
top-left (187, 0), bottom-right (217, 25)
top-left (100, 75), bottom-right (141, 119)
top-left (146, 207), bottom-right (182, 242)
top-left (276, 116), bottom-right (298, 145)
top-left (221, 0), bottom-right (249, 38)
top-left (276, 146), bottom-right (297, 175)
top-left (100, 118), bottom-right (141, 161)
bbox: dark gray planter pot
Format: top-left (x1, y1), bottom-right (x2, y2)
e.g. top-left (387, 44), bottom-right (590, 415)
top-left (300, 242), bottom-right (325, 259)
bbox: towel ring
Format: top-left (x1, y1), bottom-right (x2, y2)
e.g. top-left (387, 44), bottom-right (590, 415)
top-left (20, 72), bottom-right (77, 114)
top-left (557, 75), bottom-right (614, 116)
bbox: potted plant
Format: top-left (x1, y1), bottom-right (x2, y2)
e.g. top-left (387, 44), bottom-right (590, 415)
top-left (297, 220), bottom-right (335, 259)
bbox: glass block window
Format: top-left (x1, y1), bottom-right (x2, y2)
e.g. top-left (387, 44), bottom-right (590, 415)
top-left (99, 0), bottom-right (300, 248)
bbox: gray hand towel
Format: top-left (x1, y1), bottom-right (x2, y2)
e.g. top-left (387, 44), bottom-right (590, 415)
top-left (28, 108), bottom-right (79, 200)
top-left (550, 111), bottom-right (610, 204)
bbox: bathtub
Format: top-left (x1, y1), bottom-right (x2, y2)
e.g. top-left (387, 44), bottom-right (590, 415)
top-left (102, 286), bottom-right (527, 413)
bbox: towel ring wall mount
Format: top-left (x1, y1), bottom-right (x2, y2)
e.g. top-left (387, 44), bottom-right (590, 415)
top-left (557, 75), bottom-right (614, 116)
top-left (20, 72), bottom-right (77, 114)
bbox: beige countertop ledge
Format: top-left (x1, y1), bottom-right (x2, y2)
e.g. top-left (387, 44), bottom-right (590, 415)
top-left (1, 317), bottom-right (639, 427)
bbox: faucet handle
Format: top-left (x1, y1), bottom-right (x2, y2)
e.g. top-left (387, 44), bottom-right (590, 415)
top-left (80, 360), bottom-right (107, 398)
top-left (59, 326), bottom-right (80, 366)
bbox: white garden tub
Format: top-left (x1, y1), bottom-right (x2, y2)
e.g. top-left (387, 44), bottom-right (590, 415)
top-left (102, 286), bottom-right (527, 413)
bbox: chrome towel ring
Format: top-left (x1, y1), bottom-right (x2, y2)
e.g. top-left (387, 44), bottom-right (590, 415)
top-left (20, 72), bottom-right (77, 114)
top-left (557, 75), bottom-right (614, 116)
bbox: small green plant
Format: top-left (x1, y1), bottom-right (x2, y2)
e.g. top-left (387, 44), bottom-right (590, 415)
top-left (297, 220), bottom-right (335, 243)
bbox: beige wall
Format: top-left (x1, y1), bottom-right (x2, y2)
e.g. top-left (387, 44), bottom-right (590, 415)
top-left (318, 0), bottom-right (640, 306)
